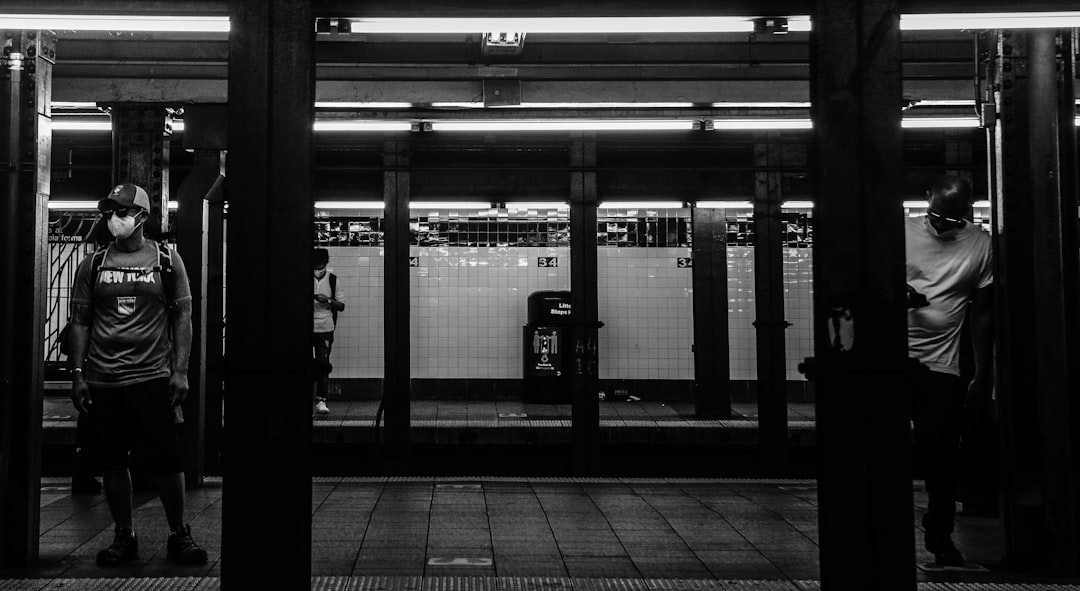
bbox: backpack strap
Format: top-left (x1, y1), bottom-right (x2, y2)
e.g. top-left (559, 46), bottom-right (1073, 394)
top-left (87, 245), bottom-right (111, 301)
top-left (329, 272), bottom-right (338, 326)
top-left (154, 240), bottom-right (176, 309)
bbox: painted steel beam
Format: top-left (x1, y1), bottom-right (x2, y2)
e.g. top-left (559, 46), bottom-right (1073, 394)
top-left (382, 140), bottom-right (412, 473)
top-left (993, 28), bottom-right (1080, 575)
top-left (809, 1), bottom-right (914, 588)
top-left (752, 134), bottom-right (789, 476)
top-left (691, 207), bottom-right (732, 419)
top-left (569, 135), bottom-right (600, 475)
top-left (0, 29), bottom-right (54, 568)
top-left (222, 0), bottom-right (313, 585)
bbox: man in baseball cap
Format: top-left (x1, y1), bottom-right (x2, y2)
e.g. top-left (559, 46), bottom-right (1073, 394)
top-left (98, 183), bottom-right (151, 213)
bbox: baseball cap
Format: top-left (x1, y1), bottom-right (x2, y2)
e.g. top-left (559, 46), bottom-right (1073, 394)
top-left (98, 183), bottom-right (150, 213)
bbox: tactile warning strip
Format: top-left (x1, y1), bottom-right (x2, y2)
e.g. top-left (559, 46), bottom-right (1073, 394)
top-left (3, 579), bottom-right (1079, 591)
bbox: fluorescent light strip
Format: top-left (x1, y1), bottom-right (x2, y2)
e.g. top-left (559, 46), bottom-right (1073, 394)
top-left (430, 120), bottom-right (696, 131)
top-left (430, 102), bottom-right (485, 108)
top-left (314, 201), bottom-right (384, 209)
top-left (49, 201), bottom-right (179, 210)
top-left (712, 102), bottom-right (811, 108)
top-left (506, 202), bottom-right (570, 210)
top-left (518, 102), bottom-right (695, 109)
top-left (51, 120), bottom-right (110, 131)
top-left (697, 201), bottom-right (753, 209)
top-left (599, 201), bottom-right (684, 209)
top-left (911, 99), bottom-right (975, 107)
top-left (51, 101), bottom-right (98, 109)
top-left (902, 117), bottom-right (980, 129)
top-left (712, 119), bottom-right (812, 130)
top-left (901, 12), bottom-right (1080, 31)
top-left (0, 14), bottom-right (228, 32)
top-left (409, 202), bottom-right (491, 210)
top-left (349, 17), bottom-right (757, 34)
top-left (781, 201), bottom-right (814, 208)
top-left (314, 121), bottom-right (412, 131)
top-left (315, 102), bottom-right (413, 109)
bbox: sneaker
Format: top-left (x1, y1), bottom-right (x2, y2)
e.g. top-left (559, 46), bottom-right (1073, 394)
top-left (315, 400), bottom-right (330, 415)
top-left (167, 524), bottom-right (209, 564)
top-left (96, 527), bottom-right (138, 567)
top-left (926, 536), bottom-right (964, 567)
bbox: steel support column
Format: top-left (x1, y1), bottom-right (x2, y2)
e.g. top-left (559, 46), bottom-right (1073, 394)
top-left (110, 105), bottom-right (169, 235)
top-left (179, 104), bottom-right (227, 478)
top-left (224, 0), bottom-right (313, 584)
top-left (569, 135), bottom-right (600, 475)
top-left (810, 2), bottom-right (914, 588)
top-left (753, 135), bottom-right (790, 476)
top-left (175, 139), bottom-right (225, 486)
top-left (993, 28), bottom-right (1080, 574)
top-left (383, 140), bottom-right (411, 473)
top-left (0, 29), bottom-right (54, 568)
top-left (691, 207), bottom-right (731, 419)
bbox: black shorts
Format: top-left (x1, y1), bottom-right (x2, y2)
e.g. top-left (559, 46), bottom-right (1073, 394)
top-left (86, 377), bottom-right (184, 476)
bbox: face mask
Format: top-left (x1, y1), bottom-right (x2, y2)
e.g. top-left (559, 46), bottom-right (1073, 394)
top-left (925, 217), bottom-right (961, 241)
top-left (314, 268), bottom-right (327, 279)
top-left (107, 212), bottom-right (142, 239)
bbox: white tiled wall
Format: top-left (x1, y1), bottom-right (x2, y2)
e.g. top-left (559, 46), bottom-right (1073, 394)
top-left (597, 247), bottom-right (694, 380)
top-left (728, 247), bottom-right (757, 380)
top-left (326, 247), bottom-right (385, 377)
top-left (410, 246), bottom-right (570, 379)
top-left (783, 248), bottom-right (814, 380)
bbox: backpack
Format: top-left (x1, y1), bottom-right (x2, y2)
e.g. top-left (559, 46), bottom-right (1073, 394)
top-left (328, 272), bottom-right (338, 326)
top-left (59, 241), bottom-right (175, 358)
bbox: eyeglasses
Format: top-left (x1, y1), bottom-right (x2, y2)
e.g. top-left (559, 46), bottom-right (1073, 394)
top-left (926, 210), bottom-right (967, 228)
top-left (100, 206), bottom-right (141, 218)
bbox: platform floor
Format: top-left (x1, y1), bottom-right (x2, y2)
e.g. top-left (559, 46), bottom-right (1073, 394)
top-left (3, 477), bottom-right (1076, 589)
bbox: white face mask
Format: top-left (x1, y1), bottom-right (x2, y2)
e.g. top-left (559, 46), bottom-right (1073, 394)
top-left (107, 212), bottom-right (141, 239)
top-left (314, 268), bottom-right (327, 279)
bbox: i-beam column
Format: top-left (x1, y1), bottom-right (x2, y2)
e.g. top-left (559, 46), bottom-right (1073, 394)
top-left (0, 28), bottom-right (54, 568)
top-left (753, 134), bottom-right (789, 476)
top-left (383, 140), bottom-right (411, 473)
top-left (993, 27), bottom-right (1080, 575)
top-left (810, 2), bottom-right (914, 588)
top-left (569, 135), bottom-right (600, 475)
top-left (225, 1), bottom-right (313, 585)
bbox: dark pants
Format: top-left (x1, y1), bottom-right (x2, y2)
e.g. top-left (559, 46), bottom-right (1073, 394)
top-left (312, 331), bottom-right (334, 400)
top-left (909, 363), bottom-right (965, 543)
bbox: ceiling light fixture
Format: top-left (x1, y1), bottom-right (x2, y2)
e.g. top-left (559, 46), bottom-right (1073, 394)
top-left (314, 121), bottom-right (414, 132)
top-left (0, 14), bottom-right (229, 32)
top-left (781, 201), bottom-right (814, 209)
top-left (901, 12), bottom-right (1080, 30)
top-left (506, 202), bottom-right (570, 210)
top-left (518, 102), bottom-right (696, 109)
top-left (902, 117), bottom-right (981, 129)
top-left (696, 201), bottom-right (754, 209)
top-left (346, 16), bottom-right (812, 34)
top-left (710, 119), bottom-right (813, 130)
top-left (409, 202), bottom-right (492, 210)
top-left (599, 201), bottom-right (684, 209)
top-left (315, 102), bottom-right (413, 109)
top-left (314, 201), bottom-right (384, 209)
top-left (428, 120), bottom-right (697, 132)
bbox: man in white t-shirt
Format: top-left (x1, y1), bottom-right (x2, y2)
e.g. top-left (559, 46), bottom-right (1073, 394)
top-left (313, 248), bottom-right (345, 415)
top-left (906, 174), bottom-right (994, 567)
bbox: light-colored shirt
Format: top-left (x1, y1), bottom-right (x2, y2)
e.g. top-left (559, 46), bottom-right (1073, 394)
top-left (71, 240), bottom-right (192, 387)
top-left (905, 216), bottom-right (993, 376)
top-left (313, 270), bottom-right (345, 334)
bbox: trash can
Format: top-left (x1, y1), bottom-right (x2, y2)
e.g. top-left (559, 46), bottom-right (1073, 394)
top-left (523, 290), bottom-right (573, 403)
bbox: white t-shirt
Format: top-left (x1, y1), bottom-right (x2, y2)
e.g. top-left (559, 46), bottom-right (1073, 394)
top-left (313, 270), bottom-right (345, 334)
top-left (905, 216), bottom-right (993, 376)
